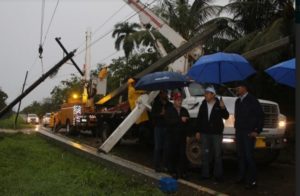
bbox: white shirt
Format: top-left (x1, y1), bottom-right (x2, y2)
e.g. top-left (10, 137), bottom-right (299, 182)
top-left (207, 100), bottom-right (215, 120)
top-left (240, 92), bottom-right (249, 102)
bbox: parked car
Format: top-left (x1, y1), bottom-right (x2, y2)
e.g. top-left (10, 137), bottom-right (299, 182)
top-left (42, 113), bottom-right (51, 127)
top-left (26, 113), bottom-right (39, 124)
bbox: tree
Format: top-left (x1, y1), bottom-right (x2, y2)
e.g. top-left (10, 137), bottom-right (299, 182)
top-left (22, 101), bottom-right (42, 115)
top-left (0, 88), bottom-right (8, 110)
top-left (107, 52), bottom-right (158, 91)
top-left (50, 74), bottom-right (82, 109)
top-left (147, 0), bottom-right (236, 53)
top-left (222, 0), bottom-right (294, 35)
top-left (221, 0), bottom-right (295, 123)
top-left (112, 22), bottom-right (141, 60)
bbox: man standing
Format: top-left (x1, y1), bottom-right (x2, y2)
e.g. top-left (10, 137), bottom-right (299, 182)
top-left (234, 81), bottom-right (264, 189)
top-left (151, 90), bottom-right (172, 172)
top-left (196, 86), bottom-right (229, 183)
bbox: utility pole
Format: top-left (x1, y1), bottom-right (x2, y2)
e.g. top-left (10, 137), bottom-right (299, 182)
top-left (0, 49), bottom-right (76, 118)
top-left (14, 71), bottom-right (28, 128)
top-left (84, 28), bottom-right (92, 81)
top-left (82, 28), bottom-right (92, 104)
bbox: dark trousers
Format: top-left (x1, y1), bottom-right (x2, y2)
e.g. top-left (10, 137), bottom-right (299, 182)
top-left (153, 126), bottom-right (166, 169)
top-left (165, 132), bottom-right (187, 175)
top-left (236, 131), bottom-right (256, 183)
top-left (200, 134), bottom-right (223, 178)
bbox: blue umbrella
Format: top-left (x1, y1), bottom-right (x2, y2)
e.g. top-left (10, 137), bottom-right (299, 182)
top-left (135, 71), bottom-right (190, 91)
top-left (265, 58), bottom-right (295, 88)
top-left (187, 52), bottom-right (256, 84)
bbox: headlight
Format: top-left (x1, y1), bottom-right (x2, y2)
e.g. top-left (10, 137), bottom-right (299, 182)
top-left (89, 115), bottom-right (96, 119)
top-left (224, 114), bottom-right (235, 127)
top-left (278, 114), bottom-right (286, 129)
top-left (222, 138), bottom-right (234, 143)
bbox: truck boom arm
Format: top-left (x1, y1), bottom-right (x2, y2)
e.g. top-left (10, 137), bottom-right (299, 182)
top-left (123, 0), bottom-right (186, 48)
top-left (96, 21), bottom-right (227, 105)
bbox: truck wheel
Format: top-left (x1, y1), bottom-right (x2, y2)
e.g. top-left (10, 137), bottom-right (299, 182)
top-left (66, 121), bottom-right (71, 135)
top-left (255, 149), bottom-right (280, 166)
top-left (101, 122), bottom-right (112, 142)
top-left (186, 137), bottom-right (202, 167)
top-left (91, 127), bottom-right (98, 137)
top-left (53, 121), bottom-right (61, 133)
top-left (66, 121), bottom-right (79, 136)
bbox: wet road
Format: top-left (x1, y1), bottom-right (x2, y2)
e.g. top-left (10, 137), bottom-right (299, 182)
top-left (49, 129), bottom-right (295, 196)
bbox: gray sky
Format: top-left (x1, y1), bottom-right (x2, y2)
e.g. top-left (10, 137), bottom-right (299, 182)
top-left (0, 0), bottom-right (227, 111)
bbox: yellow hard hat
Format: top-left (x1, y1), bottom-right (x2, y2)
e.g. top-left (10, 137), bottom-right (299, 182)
top-left (127, 78), bottom-right (135, 85)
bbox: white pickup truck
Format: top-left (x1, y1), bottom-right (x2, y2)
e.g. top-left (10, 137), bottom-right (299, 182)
top-left (177, 82), bottom-right (287, 165)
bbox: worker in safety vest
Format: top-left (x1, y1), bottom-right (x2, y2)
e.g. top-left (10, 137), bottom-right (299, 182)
top-left (127, 78), bottom-right (149, 124)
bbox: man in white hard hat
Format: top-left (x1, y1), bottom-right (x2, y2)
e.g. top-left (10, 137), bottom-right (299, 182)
top-left (195, 86), bottom-right (229, 183)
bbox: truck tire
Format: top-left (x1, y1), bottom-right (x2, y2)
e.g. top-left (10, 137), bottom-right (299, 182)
top-left (66, 121), bottom-right (71, 135)
top-left (53, 121), bottom-right (61, 133)
top-left (186, 137), bottom-right (202, 167)
top-left (255, 149), bottom-right (280, 166)
top-left (101, 122), bottom-right (112, 142)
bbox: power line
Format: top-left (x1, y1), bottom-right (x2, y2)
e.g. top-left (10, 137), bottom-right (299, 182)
top-left (75, 3), bottom-right (128, 51)
top-left (97, 50), bottom-right (123, 65)
top-left (30, 0), bottom-right (157, 83)
top-left (42, 0), bottom-right (60, 47)
top-left (74, 0), bottom-right (157, 58)
top-left (40, 0), bottom-right (45, 46)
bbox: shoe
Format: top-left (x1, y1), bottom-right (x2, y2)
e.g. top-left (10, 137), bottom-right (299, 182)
top-left (171, 173), bottom-right (178, 179)
top-left (234, 178), bottom-right (244, 184)
top-left (199, 176), bottom-right (210, 181)
top-left (245, 181), bottom-right (257, 190)
top-left (214, 177), bottom-right (223, 184)
top-left (179, 173), bottom-right (189, 180)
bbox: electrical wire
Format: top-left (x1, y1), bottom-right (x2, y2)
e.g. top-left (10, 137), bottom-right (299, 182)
top-left (40, 0), bottom-right (45, 47)
top-left (74, 0), bottom-right (157, 57)
top-left (29, 0), bottom-right (157, 83)
top-left (42, 0), bottom-right (60, 47)
top-left (75, 3), bottom-right (128, 51)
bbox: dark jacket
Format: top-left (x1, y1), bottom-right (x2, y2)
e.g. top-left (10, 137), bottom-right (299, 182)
top-left (165, 105), bottom-right (190, 140)
top-left (151, 97), bottom-right (172, 127)
top-left (197, 98), bottom-right (229, 135)
top-left (234, 93), bottom-right (264, 134)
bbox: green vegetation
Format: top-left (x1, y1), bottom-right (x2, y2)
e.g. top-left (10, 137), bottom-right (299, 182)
top-left (0, 114), bottom-right (33, 129)
top-left (0, 133), bottom-right (163, 195)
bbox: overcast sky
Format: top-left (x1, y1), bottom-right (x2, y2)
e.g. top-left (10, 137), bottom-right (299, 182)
top-left (0, 0), bottom-right (227, 111)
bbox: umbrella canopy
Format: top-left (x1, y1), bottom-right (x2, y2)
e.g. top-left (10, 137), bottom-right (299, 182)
top-left (135, 71), bottom-right (190, 91)
top-left (265, 58), bottom-right (295, 88)
top-left (187, 52), bottom-right (256, 84)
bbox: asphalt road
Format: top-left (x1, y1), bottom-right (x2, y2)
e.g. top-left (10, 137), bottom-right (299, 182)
top-left (51, 129), bottom-right (295, 196)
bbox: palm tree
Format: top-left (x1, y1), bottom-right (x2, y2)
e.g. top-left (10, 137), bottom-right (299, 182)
top-left (222, 0), bottom-right (294, 35)
top-left (222, 0), bottom-right (295, 99)
top-left (112, 22), bottom-right (141, 59)
top-left (151, 0), bottom-right (237, 53)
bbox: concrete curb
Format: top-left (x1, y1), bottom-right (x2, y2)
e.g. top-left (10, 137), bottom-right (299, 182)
top-left (37, 127), bottom-right (228, 196)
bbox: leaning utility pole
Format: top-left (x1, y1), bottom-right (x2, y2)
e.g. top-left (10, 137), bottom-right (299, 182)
top-left (14, 71), bottom-right (28, 128)
top-left (0, 49), bottom-right (76, 119)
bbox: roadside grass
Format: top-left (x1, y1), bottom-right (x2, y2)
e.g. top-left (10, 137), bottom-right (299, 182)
top-left (0, 114), bottom-right (34, 129)
top-left (0, 133), bottom-right (163, 195)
